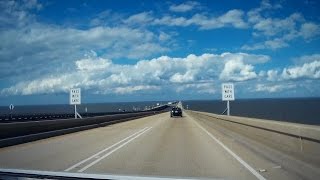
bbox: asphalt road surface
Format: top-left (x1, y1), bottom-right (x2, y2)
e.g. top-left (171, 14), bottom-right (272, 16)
top-left (0, 111), bottom-right (316, 179)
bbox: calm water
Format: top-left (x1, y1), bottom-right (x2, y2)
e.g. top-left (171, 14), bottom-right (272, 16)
top-left (1, 98), bottom-right (319, 125)
top-left (182, 98), bottom-right (320, 125)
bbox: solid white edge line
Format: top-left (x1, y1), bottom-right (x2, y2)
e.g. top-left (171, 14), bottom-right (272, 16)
top-left (64, 127), bottom-right (149, 172)
top-left (78, 127), bottom-right (153, 172)
top-left (192, 119), bottom-right (266, 180)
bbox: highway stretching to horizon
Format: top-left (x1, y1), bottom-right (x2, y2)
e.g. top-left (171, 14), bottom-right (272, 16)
top-left (1, 108), bottom-right (319, 180)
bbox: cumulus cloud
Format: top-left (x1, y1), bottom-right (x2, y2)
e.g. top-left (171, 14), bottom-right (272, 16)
top-left (169, 1), bottom-right (200, 13)
top-left (123, 12), bottom-right (154, 25)
top-left (0, 0), bottom-right (42, 28)
top-left (0, 0), bottom-right (173, 83)
top-left (152, 9), bottom-right (247, 29)
top-left (219, 59), bottom-right (257, 81)
top-left (242, 1), bottom-right (320, 50)
top-left (170, 71), bottom-right (197, 83)
top-left (114, 85), bottom-right (160, 94)
top-left (263, 55), bottom-right (320, 81)
top-left (293, 54), bottom-right (320, 64)
top-left (300, 22), bottom-right (320, 40)
top-left (281, 61), bottom-right (320, 80)
top-left (1, 52), bottom-right (269, 96)
top-left (255, 83), bottom-right (296, 93)
top-left (266, 69), bottom-right (279, 81)
top-left (76, 57), bottom-right (112, 71)
top-left (241, 38), bottom-right (289, 50)
top-left (175, 82), bottom-right (216, 94)
top-left (0, 24), bottom-right (169, 80)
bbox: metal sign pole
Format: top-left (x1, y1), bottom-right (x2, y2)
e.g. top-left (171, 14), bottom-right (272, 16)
top-left (9, 104), bottom-right (14, 120)
top-left (75, 104), bottom-right (77, 119)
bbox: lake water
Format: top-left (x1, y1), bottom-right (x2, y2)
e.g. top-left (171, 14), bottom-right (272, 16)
top-left (182, 98), bottom-right (320, 125)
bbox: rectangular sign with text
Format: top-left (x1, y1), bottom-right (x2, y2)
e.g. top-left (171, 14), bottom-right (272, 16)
top-left (222, 83), bottom-right (235, 101)
top-left (70, 88), bottom-right (81, 105)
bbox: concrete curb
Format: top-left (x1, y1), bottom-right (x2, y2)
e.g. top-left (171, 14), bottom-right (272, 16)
top-left (187, 110), bottom-right (320, 167)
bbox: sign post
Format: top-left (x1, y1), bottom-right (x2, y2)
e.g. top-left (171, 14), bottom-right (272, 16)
top-left (222, 83), bottom-right (235, 116)
top-left (70, 88), bottom-right (82, 119)
top-left (9, 104), bottom-right (14, 120)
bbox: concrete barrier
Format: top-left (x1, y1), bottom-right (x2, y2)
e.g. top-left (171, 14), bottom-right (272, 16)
top-left (0, 109), bottom-right (168, 148)
top-left (187, 110), bottom-right (320, 167)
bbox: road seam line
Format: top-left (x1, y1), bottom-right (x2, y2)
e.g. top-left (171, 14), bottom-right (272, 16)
top-left (64, 127), bottom-right (149, 172)
top-left (78, 127), bottom-right (152, 172)
top-left (192, 118), bottom-right (266, 180)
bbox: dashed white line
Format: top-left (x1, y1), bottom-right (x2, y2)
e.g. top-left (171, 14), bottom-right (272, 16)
top-left (192, 119), bottom-right (266, 180)
top-left (64, 127), bottom-right (150, 172)
top-left (78, 127), bottom-right (152, 172)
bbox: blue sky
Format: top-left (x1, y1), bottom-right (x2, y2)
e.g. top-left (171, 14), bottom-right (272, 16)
top-left (0, 0), bottom-right (320, 105)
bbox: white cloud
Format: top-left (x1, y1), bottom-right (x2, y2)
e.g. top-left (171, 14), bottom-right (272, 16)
top-left (217, 9), bottom-right (247, 29)
top-left (281, 60), bottom-right (320, 80)
top-left (153, 16), bottom-right (190, 26)
top-left (243, 1), bottom-right (320, 50)
top-left (255, 83), bottom-right (296, 93)
top-left (152, 9), bottom-right (247, 29)
top-left (300, 22), bottom-right (320, 40)
top-left (242, 38), bottom-right (289, 50)
top-left (158, 31), bottom-right (171, 41)
top-left (1, 52), bottom-right (269, 96)
top-left (114, 85), bottom-right (160, 94)
top-left (169, 1), bottom-right (200, 13)
top-left (175, 82), bottom-right (215, 94)
top-left (76, 57), bottom-right (111, 71)
top-left (0, 0), bottom-right (42, 28)
top-left (293, 54), bottom-right (320, 64)
top-left (251, 13), bottom-right (303, 37)
top-left (170, 71), bottom-right (197, 83)
top-left (219, 59), bottom-right (257, 81)
top-left (0, 24), bottom-right (170, 80)
top-left (266, 69), bottom-right (279, 81)
top-left (263, 55), bottom-right (320, 81)
top-left (123, 12), bottom-right (154, 25)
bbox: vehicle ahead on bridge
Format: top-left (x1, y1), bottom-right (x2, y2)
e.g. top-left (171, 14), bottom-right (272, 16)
top-left (170, 107), bottom-right (182, 117)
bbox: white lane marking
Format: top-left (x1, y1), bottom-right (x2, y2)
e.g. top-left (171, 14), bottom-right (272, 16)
top-left (0, 168), bottom-right (202, 180)
top-left (192, 119), bottom-right (266, 180)
top-left (64, 127), bottom-right (149, 172)
top-left (78, 127), bottom-right (152, 172)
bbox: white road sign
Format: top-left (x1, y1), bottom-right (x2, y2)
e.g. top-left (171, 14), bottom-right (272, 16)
top-left (9, 104), bottom-right (14, 110)
top-left (222, 83), bottom-right (235, 101)
top-left (70, 88), bottom-right (81, 105)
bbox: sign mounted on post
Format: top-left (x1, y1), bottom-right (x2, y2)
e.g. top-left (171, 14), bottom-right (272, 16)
top-left (222, 83), bottom-right (235, 101)
top-left (70, 88), bottom-right (82, 119)
top-left (70, 88), bottom-right (81, 105)
top-left (222, 83), bottom-right (235, 116)
top-left (9, 104), bottom-right (14, 110)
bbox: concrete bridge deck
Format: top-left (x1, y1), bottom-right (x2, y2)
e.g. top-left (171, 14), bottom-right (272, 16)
top-left (0, 111), bottom-right (319, 179)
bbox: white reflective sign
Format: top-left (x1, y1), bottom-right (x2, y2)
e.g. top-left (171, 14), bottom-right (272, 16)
top-left (70, 88), bottom-right (81, 105)
top-left (222, 83), bottom-right (235, 101)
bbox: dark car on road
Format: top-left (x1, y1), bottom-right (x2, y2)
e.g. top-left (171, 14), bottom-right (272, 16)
top-left (171, 107), bottom-right (182, 117)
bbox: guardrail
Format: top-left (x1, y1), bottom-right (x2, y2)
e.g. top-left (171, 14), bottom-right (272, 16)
top-left (0, 105), bottom-right (169, 123)
top-left (187, 110), bottom-right (320, 167)
top-left (0, 106), bottom-right (169, 148)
